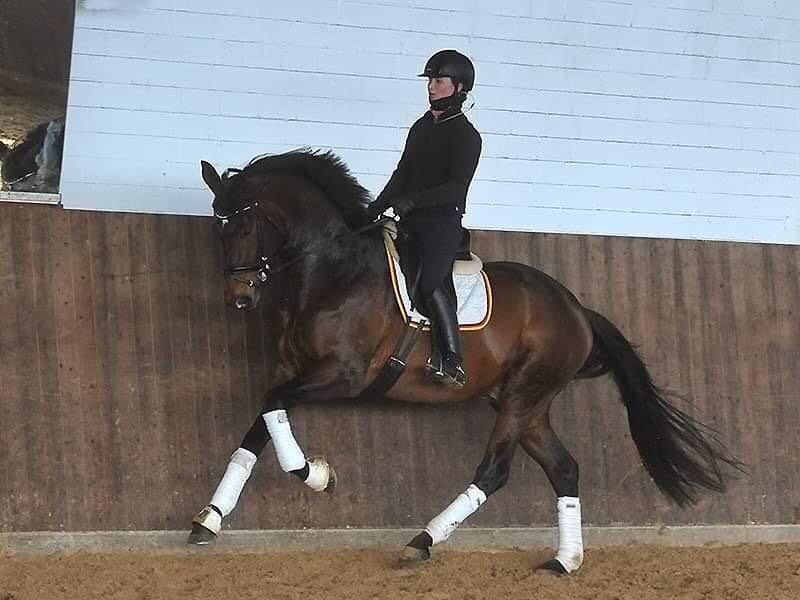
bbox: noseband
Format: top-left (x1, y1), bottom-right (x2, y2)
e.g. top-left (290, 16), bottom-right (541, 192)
top-left (214, 200), bottom-right (284, 289)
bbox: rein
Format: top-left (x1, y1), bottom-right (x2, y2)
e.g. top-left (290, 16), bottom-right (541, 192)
top-left (265, 217), bottom-right (390, 277)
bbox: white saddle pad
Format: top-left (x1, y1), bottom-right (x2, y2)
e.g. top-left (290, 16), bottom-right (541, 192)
top-left (385, 245), bottom-right (492, 331)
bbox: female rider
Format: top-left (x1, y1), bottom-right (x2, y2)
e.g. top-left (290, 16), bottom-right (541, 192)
top-left (368, 50), bottom-right (482, 388)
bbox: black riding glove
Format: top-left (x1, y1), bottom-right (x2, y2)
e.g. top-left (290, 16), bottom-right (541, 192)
top-left (366, 197), bottom-right (391, 221)
top-left (367, 195), bottom-right (416, 221)
top-left (392, 196), bottom-right (415, 218)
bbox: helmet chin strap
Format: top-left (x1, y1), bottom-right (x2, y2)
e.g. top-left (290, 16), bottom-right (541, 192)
top-left (429, 90), bottom-right (467, 111)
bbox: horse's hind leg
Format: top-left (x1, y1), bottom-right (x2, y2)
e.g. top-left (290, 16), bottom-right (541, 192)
top-left (188, 416), bottom-right (271, 544)
top-left (520, 416), bottom-right (584, 575)
top-left (401, 399), bottom-right (530, 563)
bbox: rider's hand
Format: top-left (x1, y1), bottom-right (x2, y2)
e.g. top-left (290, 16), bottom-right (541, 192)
top-left (393, 197), bottom-right (415, 218)
top-left (366, 199), bottom-right (390, 221)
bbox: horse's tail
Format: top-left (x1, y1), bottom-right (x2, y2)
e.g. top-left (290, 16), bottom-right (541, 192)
top-left (577, 307), bottom-right (744, 507)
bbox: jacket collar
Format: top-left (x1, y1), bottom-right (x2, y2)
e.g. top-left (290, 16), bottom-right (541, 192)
top-left (427, 105), bottom-right (463, 124)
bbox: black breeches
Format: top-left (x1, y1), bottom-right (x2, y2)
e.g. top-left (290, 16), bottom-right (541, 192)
top-left (401, 208), bottom-right (463, 299)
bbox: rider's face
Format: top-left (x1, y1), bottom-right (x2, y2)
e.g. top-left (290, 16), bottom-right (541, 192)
top-left (427, 77), bottom-right (462, 102)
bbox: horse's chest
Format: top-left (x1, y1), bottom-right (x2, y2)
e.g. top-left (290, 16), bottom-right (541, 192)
top-left (279, 310), bottom-right (352, 364)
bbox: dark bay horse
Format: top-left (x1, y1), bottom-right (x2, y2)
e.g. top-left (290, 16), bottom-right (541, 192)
top-left (189, 149), bottom-right (740, 574)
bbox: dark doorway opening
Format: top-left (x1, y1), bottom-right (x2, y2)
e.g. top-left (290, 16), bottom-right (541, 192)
top-left (0, 1), bottom-right (74, 195)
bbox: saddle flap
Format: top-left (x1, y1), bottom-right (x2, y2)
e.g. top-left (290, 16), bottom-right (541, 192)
top-left (382, 221), bottom-right (492, 331)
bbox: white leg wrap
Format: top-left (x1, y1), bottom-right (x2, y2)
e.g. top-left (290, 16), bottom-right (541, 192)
top-left (555, 496), bottom-right (584, 573)
top-left (209, 448), bottom-right (258, 517)
top-left (263, 410), bottom-right (306, 472)
top-left (424, 484), bottom-right (487, 545)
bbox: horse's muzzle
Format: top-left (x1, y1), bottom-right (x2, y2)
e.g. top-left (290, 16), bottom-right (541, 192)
top-left (225, 279), bottom-right (260, 310)
top-left (234, 296), bottom-right (253, 310)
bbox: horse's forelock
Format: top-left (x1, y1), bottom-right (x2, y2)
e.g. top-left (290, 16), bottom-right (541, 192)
top-left (212, 172), bottom-right (253, 216)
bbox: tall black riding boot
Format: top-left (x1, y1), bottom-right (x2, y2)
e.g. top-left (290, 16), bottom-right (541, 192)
top-left (423, 287), bottom-right (465, 388)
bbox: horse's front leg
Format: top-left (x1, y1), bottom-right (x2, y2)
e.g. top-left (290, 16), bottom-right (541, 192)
top-left (188, 416), bottom-right (272, 544)
top-left (188, 366), bottom-right (346, 544)
top-left (260, 395), bottom-right (338, 495)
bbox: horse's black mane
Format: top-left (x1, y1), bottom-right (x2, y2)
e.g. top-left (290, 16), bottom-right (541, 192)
top-left (226, 148), bottom-right (372, 229)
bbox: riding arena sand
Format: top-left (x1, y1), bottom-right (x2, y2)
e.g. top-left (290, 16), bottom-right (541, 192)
top-left (1, 543), bottom-right (798, 599)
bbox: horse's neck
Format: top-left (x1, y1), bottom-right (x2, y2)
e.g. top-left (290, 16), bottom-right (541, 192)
top-left (272, 229), bottom-right (388, 376)
top-left (288, 228), bottom-right (387, 313)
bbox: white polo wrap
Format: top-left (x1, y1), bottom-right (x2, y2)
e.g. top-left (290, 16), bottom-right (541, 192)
top-left (555, 496), bottom-right (584, 573)
top-left (209, 447), bottom-right (257, 517)
top-left (425, 484), bottom-right (487, 545)
top-left (263, 409), bottom-right (306, 472)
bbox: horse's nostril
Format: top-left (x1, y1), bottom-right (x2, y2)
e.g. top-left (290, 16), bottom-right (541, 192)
top-left (234, 297), bottom-right (252, 310)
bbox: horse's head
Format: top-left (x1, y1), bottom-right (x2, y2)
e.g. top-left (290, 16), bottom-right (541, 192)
top-left (202, 160), bottom-right (287, 310)
top-left (201, 150), bottom-right (374, 311)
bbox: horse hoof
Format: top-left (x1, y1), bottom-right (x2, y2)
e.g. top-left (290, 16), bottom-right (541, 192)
top-left (537, 558), bottom-right (568, 576)
top-left (324, 464), bottom-right (337, 494)
top-left (399, 544), bottom-right (430, 564)
top-left (307, 456), bottom-right (337, 494)
top-left (187, 523), bottom-right (217, 545)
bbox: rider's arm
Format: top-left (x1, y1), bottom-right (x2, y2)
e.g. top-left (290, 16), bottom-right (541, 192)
top-left (376, 148), bottom-right (410, 204)
top-left (373, 122), bottom-right (420, 210)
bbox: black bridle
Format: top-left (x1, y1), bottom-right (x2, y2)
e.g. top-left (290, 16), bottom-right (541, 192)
top-left (214, 199), bottom-right (286, 288)
top-left (214, 197), bottom-right (389, 288)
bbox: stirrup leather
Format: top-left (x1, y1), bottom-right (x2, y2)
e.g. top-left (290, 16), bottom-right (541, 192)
top-left (425, 354), bottom-right (445, 377)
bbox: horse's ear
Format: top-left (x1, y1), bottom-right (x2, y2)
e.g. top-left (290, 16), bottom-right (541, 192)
top-left (200, 160), bottom-right (223, 196)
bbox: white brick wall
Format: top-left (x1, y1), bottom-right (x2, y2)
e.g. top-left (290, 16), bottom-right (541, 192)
top-left (62, 0), bottom-right (800, 244)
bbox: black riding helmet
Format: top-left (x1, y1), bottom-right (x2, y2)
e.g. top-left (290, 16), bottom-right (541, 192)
top-left (418, 50), bottom-right (475, 111)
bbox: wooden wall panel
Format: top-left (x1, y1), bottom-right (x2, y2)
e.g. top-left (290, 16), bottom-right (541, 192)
top-left (0, 203), bottom-right (798, 532)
